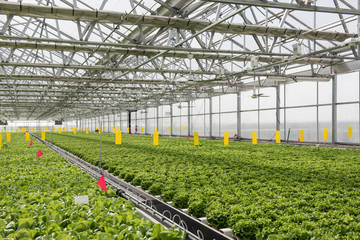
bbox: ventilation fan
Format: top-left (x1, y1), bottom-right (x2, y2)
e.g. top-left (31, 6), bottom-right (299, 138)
top-left (251, 77), bottom-right (269, 99)
top-left (177, 104), bottom-right (195, 109)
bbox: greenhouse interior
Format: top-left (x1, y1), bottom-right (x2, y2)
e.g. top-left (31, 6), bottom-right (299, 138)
top-left (1, 0), bottom-right (360, 239)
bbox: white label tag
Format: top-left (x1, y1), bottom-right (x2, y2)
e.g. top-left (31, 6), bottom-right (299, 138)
top-left (74, 195), bottom-right (89, 205)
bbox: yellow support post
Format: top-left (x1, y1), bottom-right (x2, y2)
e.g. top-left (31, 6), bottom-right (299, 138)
top-left (32, 127), bottom-right (34, 132)
top-left (99, 129), bottom-right (101, 134)
top-left (117, 126), bottom-right (120, 129)
top-left (300, 130), bottom-right (304, 142)
top-left (26, 132), bottom-right (30, 141)
top-left (141, 127), bottom-right (144, 133)
top-left (58, 128), bottom-right (62, 134)
top-left (73, 128), bottom-right (76, 134)
top-left (104, 127), bottom-right (106, 130)
top-left (181, 125), bottom-right (183, 131)
top-left (116, 130), bottom-right (122, 145)
top-left (348, 126), bottom-right (353, 138)
top-left (252, 132), bottom-right (257, 145)
top-left (81, 127), bottom-right (83, 131)
top-left (113, 128), bottom-right (115, 134)
top-left (224, 132), bottom-right (229, 145)
top-left (194, 132), bottom-right (199, 146)
top-left (41, 132), bottom-right (45, 141)
top-left (6, 133), bottom-right (11, 142)
top-left (46, 127), bottom-right (49, 131)
top-left (323, 128), bottom-right (328, 141)
top-left (127, 128), bottom-right (129, 134)
top-left (155, 126), bottom-right (157, 131)
top-left (86, 127), bottom-right (89, 134)
top-left (276, 131), bottom-right (281, 143)
top-left (169, 126), bottom-right (171, 132)
top-left (153, 131), bottom-right (159, 146)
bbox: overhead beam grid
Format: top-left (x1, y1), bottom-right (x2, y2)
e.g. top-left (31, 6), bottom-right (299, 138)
top-left (0, 0), bottom-right (358, 120)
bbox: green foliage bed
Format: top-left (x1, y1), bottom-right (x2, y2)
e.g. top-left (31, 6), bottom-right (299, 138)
top-left (0, 133), bottom-right (185, 240)
top-left (43, 131), bottom-right (360, 239)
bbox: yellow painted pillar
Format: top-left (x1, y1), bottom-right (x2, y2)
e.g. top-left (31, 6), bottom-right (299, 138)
top-left (127, 128), bottom-right (129, 134)
top-left (86, 127), bottom-right (89, 134)
top-left (141, 127), bottom-right (144, 133)
top-left (194, 132), bottom-right (199, 146)
top-left (41, 132), bottom-right (45, 141)
top-left (169, 126), bottom-right (171, 132)
top-left (276, 131), bottom-right (281, 143)
top-left (98, 129), bottom-right (101, 134)
top-left (323, 128), bottom-right (328, 140)
top-left (252, 131), bottom-right (257, 145)
top-left (73, 128), bottom-right (76, 134)
top-left (153, 131), bottom-right (159, 146)
top-left (81, 127), bottom-right (83, 131)
top-left (117, 126), bottom-right (120, 129)
top-left (32, 127), bottom-right (35, 132)
top-left (348, 126), bottom-right (353, 138)
top-left (6, 133), bottom-right (11, 142)
top-left (155, 126), bottom-right (158, 131)
top-left (181, 125), bottom-right (183, 131)
top-left (115, 130), bottom-right (122, 145)
top-left (224, 132), bottom-right (229, 145)
top-left (300, 130), bottom-right (304, 142)
top-left (58, 128), bottom-right (62, 134)
top-left (25, 132), bottom-right (30, 141)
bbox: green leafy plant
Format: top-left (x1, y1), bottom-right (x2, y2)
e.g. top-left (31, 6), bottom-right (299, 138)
top-left (0, 134), bottom-right (185, 239)
top-left (39, 131), bottom-right (360, 239)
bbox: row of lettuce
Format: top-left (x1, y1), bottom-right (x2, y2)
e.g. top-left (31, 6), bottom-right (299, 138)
top-left (0, 134), bottom-right (185, 239)
top-left (41, 132), bottom-right (360, 239)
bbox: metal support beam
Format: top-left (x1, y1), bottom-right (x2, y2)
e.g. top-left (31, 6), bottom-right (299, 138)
top-left (206, 0), bottom-right (360, 15)
top-left (156, 106), bottom-right (159, 133)
top-left (209, 97), bottom-right (213, 138)
top-left (170, 104), bottom-right (173, 136)
top-left (128, 110), bottom-right (131, 133)
top-left (0, 2), bottom-right (355, 41)
top-left (187, 101), bottom-right (191, 137)
top-left (276, 85), bottom-right (280, 131)
top-left (0, 40), bottom-right (341, 65)
top-left (332, 76), bottom-right (337, 143)
top-left (237, 92), bottom-right (241, 137)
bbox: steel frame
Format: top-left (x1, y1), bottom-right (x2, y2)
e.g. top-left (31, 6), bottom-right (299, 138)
top-left (0, 0), bottom-right (359, 145)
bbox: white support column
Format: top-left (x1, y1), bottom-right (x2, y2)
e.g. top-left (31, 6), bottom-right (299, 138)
top-left (237, 92), bottom-right (241, 136)
top-left (332, 76), bottom-right (337, 143)
top-left (276, 85), bottom-right (280, 131)
top-left (188, 101), bottom-right (191, 136)
top-left (209, 97), bottom-right (213, 138)
top-left (156, 106), bottom-right (159, 133)
top-left (283, 84), bottom-right (287, 141)
top-left (170, 105), bottom-right (173, 136)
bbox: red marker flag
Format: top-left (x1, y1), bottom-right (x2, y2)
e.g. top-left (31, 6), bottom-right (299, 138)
top-left (298, 138), bottom-right (300, 143)
top-left (37, 150), bottom-right (43, 158)
top-left (97, 174), bottom-right (107, 192)
top-left (30, 141), bottom-right (33, 146)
